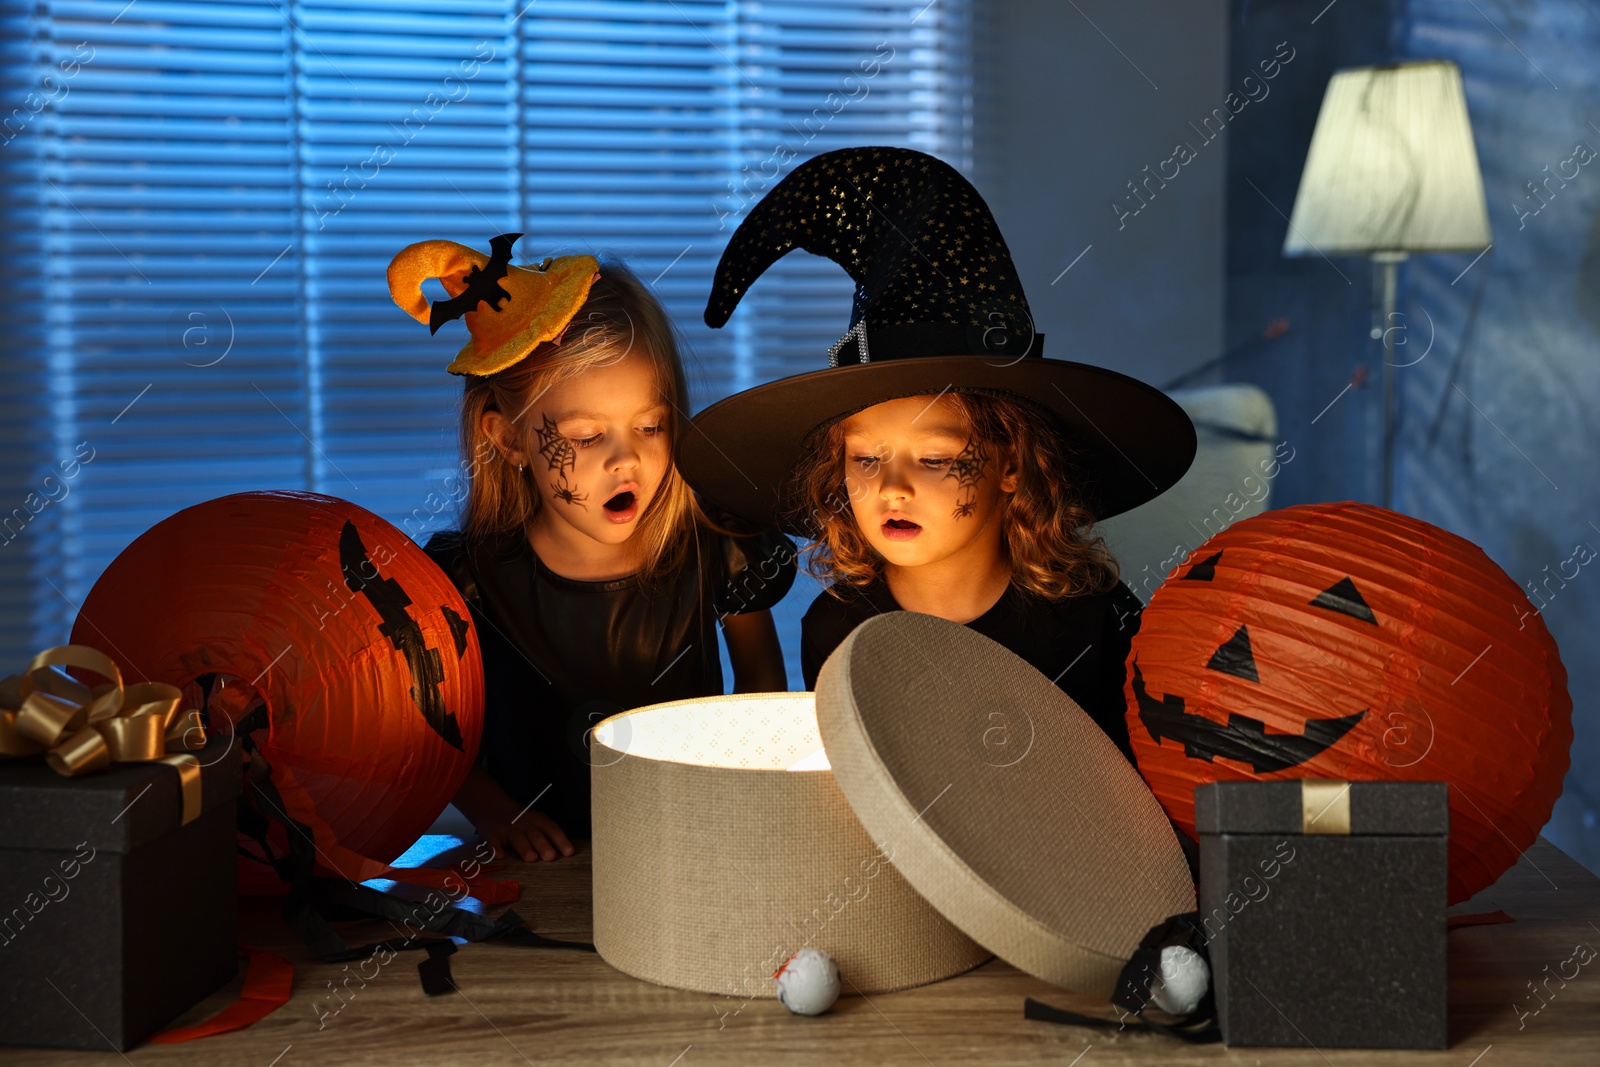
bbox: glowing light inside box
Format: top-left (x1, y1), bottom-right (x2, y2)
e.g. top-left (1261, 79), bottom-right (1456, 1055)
top-left (590, 692), bottom-right (832, 771)
top-left (787, 748), bottom-right (832, 772)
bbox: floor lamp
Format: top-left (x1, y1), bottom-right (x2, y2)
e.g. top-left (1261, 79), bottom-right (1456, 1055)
top-left (1283, 60), bottom-right (1491, 509)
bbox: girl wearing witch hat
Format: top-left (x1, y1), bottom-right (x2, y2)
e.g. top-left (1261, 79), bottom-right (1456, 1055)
top-left (388, 236), bottom-right (794, 861)
top-left (679, 147), bottom-right (1195, 761)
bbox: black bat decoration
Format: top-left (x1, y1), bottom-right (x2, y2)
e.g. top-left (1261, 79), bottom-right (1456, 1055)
top-left (428, 231), bottom-right (524, 335)
top-left (339, 520), bottom-right (465, 751)
top-left (1130, 658), bottom-right (1364, 773)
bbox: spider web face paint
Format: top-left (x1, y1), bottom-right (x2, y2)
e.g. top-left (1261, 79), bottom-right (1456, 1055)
top-left (946, 435), bottom-right (988, 520)
top-left (536, 413), bottom-right (587, 508)
top-left (536, 413), bottom-right (575, 474)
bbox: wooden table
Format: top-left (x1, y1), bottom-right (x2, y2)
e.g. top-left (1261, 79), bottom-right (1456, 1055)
top-left (8, 837), bottom-right (1598, 1065)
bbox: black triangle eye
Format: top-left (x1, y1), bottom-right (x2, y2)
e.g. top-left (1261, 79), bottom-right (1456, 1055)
top-left (1310, 576), bottom-right (1377, 624)
top-left (1206, 624), bottom-right (1259, 682)
top-left (1182, 550), bottom-right (1221, 581)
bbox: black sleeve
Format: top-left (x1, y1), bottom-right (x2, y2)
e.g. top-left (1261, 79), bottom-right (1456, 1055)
top-left (713, 529), bottom-right (798, 617)
top-left (1090, 580), bottom-right (1145, 763)
top-left (421, 528), bottom-right (459, 568)
top-left (800, 591), bottom-right (844, 691)
top-left (421, 530), bottom-right (477, 608)
top-left (421, 530), bottom-right (492, 768)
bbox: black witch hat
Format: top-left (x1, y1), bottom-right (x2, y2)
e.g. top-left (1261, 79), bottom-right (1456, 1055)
top-left (681, 146), bottom-right (1195, 533)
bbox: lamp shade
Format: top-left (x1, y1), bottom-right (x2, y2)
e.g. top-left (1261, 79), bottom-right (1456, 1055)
top-left (1284, 60), bottom-right (1490, 255)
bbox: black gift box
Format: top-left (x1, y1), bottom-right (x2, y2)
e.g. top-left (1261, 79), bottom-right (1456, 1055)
top-left (1196, 779), bottom-right (1449, 1049)
top-left (0, 738), bottom-right (241, 1051)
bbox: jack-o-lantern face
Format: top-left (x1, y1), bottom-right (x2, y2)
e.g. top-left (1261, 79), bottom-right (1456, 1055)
top-left (1125, 503), bottom-right (1571, 905)
top-left (338, 518), bottom-right (465, 750)
top-left (1131, 563), bottom-right (1372, 772)
top-left (72, 491), bottom-right (484, 896)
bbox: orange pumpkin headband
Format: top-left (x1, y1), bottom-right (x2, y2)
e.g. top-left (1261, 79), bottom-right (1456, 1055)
top-left (387, 232), bottom-right (600, 376)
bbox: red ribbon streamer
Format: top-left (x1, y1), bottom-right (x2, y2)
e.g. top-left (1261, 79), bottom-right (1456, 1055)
top-left (146, 946), bottom-right (294, 1044)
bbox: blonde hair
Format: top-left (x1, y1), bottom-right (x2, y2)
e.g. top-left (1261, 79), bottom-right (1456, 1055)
top-left (457, 258), bottom-right (704, 584)
top-left (790, 390), bottom-right (1121, 600)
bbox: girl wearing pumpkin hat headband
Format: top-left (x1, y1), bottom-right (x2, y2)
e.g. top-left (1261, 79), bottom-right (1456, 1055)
top-left (389, 235), bottom-right (794, 861)
top-left (680, 146), bottom-right (1197, 761)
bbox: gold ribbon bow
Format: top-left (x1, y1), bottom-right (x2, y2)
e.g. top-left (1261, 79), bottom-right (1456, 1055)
top-left (0, 645), bottom-right (207, 825)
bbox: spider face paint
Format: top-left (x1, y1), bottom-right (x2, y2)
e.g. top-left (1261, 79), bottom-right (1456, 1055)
top-left (840, 394), bottom-right (1013, 573)
top-left (521, 351), bottom-right (673, 550)
top-left (945, 435), bottom-right (989, 520)
top-left (536, 413), bottom-right (587, 508)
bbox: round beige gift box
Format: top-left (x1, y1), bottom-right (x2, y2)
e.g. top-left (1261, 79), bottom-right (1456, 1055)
top-left (591, 613), bottom-right (1196, 1000)
top-left (590, 692), bottom-right (992, 998)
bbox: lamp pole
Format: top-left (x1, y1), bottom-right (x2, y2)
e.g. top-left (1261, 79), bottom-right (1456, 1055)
top-left (1371, 251), bottom-right (1406, 510)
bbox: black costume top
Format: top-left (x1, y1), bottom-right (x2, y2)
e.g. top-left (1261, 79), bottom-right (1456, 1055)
top-left (424, 524), bottom-right (796, 839)
top-left (801, 578), bottom-right (1145, 762)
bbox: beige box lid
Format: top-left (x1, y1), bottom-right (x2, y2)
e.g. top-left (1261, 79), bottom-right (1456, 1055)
top-left (815, 611), bottom-right (1196, 996)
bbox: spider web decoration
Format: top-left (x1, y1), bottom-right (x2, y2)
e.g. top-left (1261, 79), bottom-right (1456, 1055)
top-left (536, 413), bottom-right (587, 508)
top-left (946, 437), bottom-right (989, 520)
top-left (536, 414), bottom-right (576, 475)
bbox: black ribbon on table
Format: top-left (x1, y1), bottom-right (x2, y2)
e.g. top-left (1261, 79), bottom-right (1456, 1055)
top-left (1023, 912), bottom-right (1220, 1044)
top-left (219, 686), bottom-right (595, 980)
top-left (418, 938), bottom-right (459, 996)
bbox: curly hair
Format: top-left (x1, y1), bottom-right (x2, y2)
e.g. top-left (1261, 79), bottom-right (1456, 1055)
top-left (789, 390), bottom-right (1122, 601)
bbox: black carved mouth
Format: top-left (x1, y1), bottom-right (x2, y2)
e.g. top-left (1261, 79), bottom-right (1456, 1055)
top-left (1127, 555), bottom-right (1382, 771)
top-left (1130, 658), bottom-right (1364, 773)
top-left (603, 490), bottom-right (636, 513)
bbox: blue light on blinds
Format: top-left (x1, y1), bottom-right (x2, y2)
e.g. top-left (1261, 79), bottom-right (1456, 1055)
top-left (0, 0), bottom-right (975, 677)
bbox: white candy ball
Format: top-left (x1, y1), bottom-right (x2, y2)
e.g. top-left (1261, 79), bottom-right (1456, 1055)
top-left (1148, 944), bottom-right (1210, 1016)
top-left (773, 948), bottom-right (841, 1015)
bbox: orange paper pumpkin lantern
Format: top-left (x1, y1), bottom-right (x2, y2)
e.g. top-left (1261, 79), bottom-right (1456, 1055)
top-left (71, 491), bottom-right (484, 893)
top-left (1125, 502), bottom-right (1571, 905)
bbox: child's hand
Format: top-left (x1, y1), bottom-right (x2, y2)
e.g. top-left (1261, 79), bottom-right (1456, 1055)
top-left (452, 766), bottom-right (576, 862)
top-left (480, 808), bottom-right (576, 863)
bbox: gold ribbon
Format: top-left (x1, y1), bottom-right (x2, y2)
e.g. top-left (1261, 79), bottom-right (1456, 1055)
top-left (0, 645), bottom-right (206, 825)
top-left (1300, 779), bottom-right (1352, 835)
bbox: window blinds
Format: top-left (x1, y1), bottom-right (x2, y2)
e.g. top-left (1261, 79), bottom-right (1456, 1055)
top-left (0, 0), bottom-right (975, 668)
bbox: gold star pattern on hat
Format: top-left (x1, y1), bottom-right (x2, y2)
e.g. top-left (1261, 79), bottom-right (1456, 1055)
top-left (703, 146), bottom-right (1032, 359)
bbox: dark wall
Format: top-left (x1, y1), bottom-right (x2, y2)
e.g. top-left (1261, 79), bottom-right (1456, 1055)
top-left (981, 0), bottom-right (1228, 388)
top-left (1224, 0), bottom-right (1403, 505)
